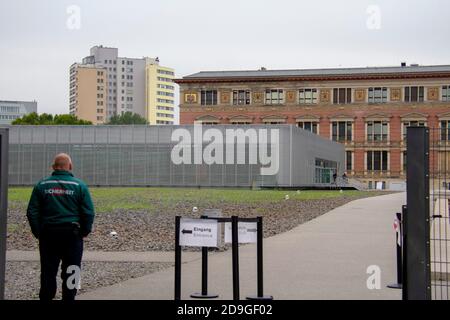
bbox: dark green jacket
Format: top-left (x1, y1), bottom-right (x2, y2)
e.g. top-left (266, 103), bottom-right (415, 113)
top-left (26, 170), bottom-right (95, 238)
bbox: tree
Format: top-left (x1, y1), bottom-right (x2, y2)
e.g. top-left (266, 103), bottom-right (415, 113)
top-left (106, 112), bottom-right (148, 125)
top-left (12, 112), bottom-right (92, 125)
top-left (12, 112), bottom-right (40, 125)
top-left (53, 114), bottom-right (92, 125)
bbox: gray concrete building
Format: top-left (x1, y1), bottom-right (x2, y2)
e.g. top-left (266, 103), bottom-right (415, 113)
top-left (0, 100), bottom-right (37, 125)
top-left (5, 124), bottom-right (344, 188)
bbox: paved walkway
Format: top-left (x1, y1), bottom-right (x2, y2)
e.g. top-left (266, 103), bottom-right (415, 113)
top-left (77, 192), bottom-right (405, 300)
top-left (7, 250), bottom-right (200, 263)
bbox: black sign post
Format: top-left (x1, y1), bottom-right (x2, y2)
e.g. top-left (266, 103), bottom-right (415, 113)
top-left (247, 216), bottom-right (273, 300)
top-left (190, 215), bottom-right (218, 299)
top-left (174, 215), bottom-right (272, 301)
top-left (231, 216), bottom-right (240, 301)
top-left (401, 205), bottom-right (408, 300)
top-left (174, 216), bottom-right (182, 300)
top-left (0, 128), bottom-right (9, 300)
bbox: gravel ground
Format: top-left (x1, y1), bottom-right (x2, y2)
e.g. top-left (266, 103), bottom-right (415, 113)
top-left (5, 191), bottom-right (392, 300)
top-left (7, 194), bottom-right (389, 251)
top-left (4, 260), bottom-right (173, 300)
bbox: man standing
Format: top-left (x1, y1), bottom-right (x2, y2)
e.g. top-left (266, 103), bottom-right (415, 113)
top-left (27, 153), bottom-right (95, 300)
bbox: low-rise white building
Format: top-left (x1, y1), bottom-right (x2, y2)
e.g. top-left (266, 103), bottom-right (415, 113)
top-left (0, 100), bottom-right (37, 124)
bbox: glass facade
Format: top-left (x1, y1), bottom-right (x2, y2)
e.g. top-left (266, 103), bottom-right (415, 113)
top-left (315, 158), bottom-right (338, 184)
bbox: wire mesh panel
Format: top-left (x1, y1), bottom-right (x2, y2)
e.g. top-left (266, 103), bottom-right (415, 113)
top-left (429, 127), bottom-right (450, 300)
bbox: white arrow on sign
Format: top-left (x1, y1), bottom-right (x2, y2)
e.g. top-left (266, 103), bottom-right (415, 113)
top-left (224, 222), bottom-right (257, 244)
top-left (179, 218), bottom-right (219, 247)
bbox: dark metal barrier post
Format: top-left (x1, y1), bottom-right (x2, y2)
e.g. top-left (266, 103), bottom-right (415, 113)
top-left (387, 211), bottom-right (403, 289)
top-left (231, 215), bottom-right (240, 300)
top-left (0, 129), bottom-right (8, 300)
top-left (247, 216), bottom-right (273, 300)
top-left (405, 126), bottom-right (431, 300)
top-left (401, 205), bottom-right (408, 300)
top-left (191, 215), bottom-right (218, 299)
top-left (174, 216), bottom-right (181, 300)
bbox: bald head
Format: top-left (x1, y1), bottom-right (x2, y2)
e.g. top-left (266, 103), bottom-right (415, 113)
top-left (52, 153), bottom-right (73, 171)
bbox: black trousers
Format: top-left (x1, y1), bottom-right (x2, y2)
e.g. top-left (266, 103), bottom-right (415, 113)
top-left (38, 225), bottom-right (83, 300)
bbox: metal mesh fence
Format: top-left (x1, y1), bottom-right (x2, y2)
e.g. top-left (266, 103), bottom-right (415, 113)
top-left (5, 125), bottom-right (344, 188)
top-left (429, 127), bottom-right (450, 300)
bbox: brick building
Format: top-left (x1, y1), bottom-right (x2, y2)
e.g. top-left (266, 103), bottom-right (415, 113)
top-left (174, 64), bottom-right (450, 189)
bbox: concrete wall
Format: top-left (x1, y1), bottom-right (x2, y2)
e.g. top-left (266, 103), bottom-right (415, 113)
top-left (130, 58), bottom-right (146, 118)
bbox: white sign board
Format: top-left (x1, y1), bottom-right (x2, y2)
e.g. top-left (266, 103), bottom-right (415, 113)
top-left (179, 218), bottom-right (219, 247)
top-left (224, 222), bottom-right (257, 244)
top-left (203, 209), bottom-right (222, 217)
top-left (376, 182), bottom-right (384, 190)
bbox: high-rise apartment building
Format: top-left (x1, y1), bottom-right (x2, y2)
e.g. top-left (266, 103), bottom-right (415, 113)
top-left (0, 100), bottom-right (37, 124)
top-left (145, 58), bottom-right (176, 124)
top-left (69, 64), bottom-right (107, 124)
top-left (70, 45), bottom-right (175, 124)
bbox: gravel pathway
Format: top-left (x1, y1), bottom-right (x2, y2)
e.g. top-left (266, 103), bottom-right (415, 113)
top-left (5, 260), bottom-right (173, 300)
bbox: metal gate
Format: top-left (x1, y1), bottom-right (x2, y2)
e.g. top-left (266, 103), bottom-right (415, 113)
top-left (405, 126), bottom-right (450, 300)
top-left (0, 128), bottom-right (8, 300)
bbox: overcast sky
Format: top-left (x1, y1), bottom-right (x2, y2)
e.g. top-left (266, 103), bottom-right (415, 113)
top-left (1, 0), bottom-right (449, 119)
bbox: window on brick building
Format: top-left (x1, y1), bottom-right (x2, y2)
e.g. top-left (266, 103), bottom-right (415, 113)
top-left (333, 88), bottom-right (352, 104)
top-left (201, 90), bottom-right (217, 105)
top-left (368, 180), bottom-right (387, 189)
top-left (442, 86), bottom-right (450, 101)
top-left (377, 181), bottom-right (386, 189)
top-left (230, 120), bottom-right (252, 125)
top-left (440, 120), bottom-right (450, 141)
top-left (346, 151), bottom-right (353, 171)
top-left (437, 151), bottom-right (450, 174)
top-left (368, 87), bottom-right (388, 103)
top-left (366, 151), bottom-right (388, 171)
top-left (402, 120), bottom-right (425, 140)
top-left (263, 121), bottom-right (285, 124)
top-left (299, 89), bottom-right (318, 104)
top-left (233, 90), bottom-right (250, 105)
top-left (404, 86), bottom-right (424, 102)
top-left (366, 121), bottom-right (388, 142)
top-left (332, 121), bottom-right (352, 142)
top-left (265, 89), bottom-right (284, 105)
top-left (297, 121), bottom-right (318, 134)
